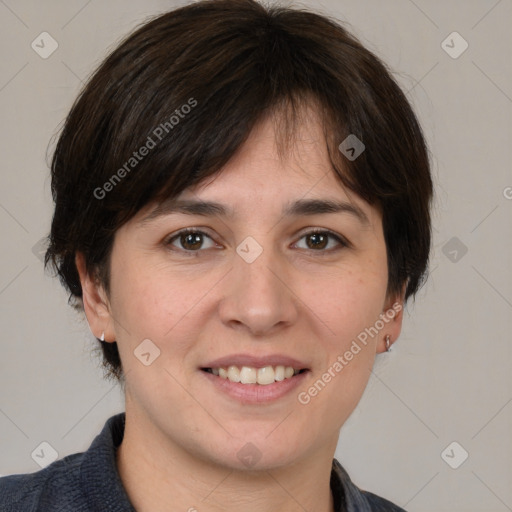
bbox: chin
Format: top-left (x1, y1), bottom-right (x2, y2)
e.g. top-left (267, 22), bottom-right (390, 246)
top-left (209, 435), bottom-right (305, 473)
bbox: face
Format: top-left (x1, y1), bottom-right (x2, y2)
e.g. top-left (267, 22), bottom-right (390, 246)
top-left (81, 108), bottom-right (403, 471)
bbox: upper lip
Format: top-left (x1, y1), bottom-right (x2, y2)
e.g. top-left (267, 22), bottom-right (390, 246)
top-left (202, 353), bottom-right (310, 370)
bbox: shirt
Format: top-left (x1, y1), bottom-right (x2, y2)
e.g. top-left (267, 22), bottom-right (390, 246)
top-left (0, 413), bottom-right (406, 511)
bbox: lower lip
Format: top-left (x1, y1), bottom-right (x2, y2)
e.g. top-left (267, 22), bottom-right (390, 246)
top-left (200, 369), bottom-right (309, 404)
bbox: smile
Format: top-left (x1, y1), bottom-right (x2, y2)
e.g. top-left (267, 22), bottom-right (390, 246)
top-left (200, 366), bottom-right (310, 404)
top-left (202, 365), bottom-right (306, 385)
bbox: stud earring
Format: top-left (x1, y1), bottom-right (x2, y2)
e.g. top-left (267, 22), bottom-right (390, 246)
top-left (385, 334), bottom-right (392, 352)
top-left (100, 332), bottom-right (105, 341)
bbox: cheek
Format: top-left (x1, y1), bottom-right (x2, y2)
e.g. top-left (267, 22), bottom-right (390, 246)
top-left (109, 263), bottom-right (165, 340)
top-left (300, 256), bottom-right (388, 347)
top-left (294, 253), bottom-right (387, 417)
top-left (108, 255), bottom-right (222, 352)
top-left (108, 260), bottom-right (206, 404)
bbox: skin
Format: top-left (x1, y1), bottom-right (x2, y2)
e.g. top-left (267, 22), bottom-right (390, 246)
top-left (76, 106), bottom-right (405, 512)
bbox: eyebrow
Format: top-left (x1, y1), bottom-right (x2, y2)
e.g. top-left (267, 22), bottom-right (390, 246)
top-left (139, 197), bottom-right (369, 225)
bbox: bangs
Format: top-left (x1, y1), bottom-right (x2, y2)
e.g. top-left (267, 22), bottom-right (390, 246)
top-left (92, 42), bottom-right (364, 232)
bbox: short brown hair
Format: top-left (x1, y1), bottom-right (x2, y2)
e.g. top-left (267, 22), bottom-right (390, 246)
top-left (46, 0), bottom-right (433, 382)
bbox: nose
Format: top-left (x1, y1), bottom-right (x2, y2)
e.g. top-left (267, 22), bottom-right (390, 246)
top-left (218, 243), bottom-right (299, 337)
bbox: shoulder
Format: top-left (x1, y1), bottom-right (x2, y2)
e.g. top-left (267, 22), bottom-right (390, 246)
top-left (361, 489), bottom-right (407, 511)
top-left (0, 412), bottom-right (128, 512)
top-left (331, 458), bottom-right (406, 511)
top-left (0, 452), bottom-right (86, 512)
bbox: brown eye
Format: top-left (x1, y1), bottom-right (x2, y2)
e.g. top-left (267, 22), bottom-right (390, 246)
top-left (295, 230), bottom-right (348, 252)
top-left (305, 232), bottom-right (329, 250)
top-left (167, 230), bottom-right (216, 251)
top-left (180, 232), bottom-right (204, 250)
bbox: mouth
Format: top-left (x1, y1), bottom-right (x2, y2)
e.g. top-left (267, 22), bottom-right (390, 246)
top-left (200, 364), bottom-right (310, 404)
top-left (201, 365), bottom-right (308, 385)
top-left (199, 354), bottom-right (311, 403)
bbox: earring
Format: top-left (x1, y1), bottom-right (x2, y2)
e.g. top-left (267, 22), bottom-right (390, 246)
top-left (385, 335), bottom-right (392, 352)
top-left (100, 332), bottom-right (105, 341)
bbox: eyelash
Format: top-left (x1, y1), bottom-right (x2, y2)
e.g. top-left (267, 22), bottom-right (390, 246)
top-left (164, 228), bottom-right (350, 255)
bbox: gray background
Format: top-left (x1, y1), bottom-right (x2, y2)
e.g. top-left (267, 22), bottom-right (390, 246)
top-left (0, 0), bottom-right (511, 510)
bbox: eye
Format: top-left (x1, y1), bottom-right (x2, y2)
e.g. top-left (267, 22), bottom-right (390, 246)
top-left (166, 229), bottom-right (218, 252)
top-left (294, 229), bottom-right (348, 252)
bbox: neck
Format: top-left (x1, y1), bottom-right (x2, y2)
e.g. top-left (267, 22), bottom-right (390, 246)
top-left (116, 403), bottom-right (337, 512)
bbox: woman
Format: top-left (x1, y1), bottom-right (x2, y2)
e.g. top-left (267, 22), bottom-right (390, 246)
top-left (0, 0), bottom-right (432, 510)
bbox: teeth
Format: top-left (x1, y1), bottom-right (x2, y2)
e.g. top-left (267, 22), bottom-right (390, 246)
top-left (240, 366), bottom-right (257, 384)
top-left (274, 365), bottom-right (285, 381)
top-left (257, 366), bottom-right (275, 385)
top-left (209, 365), bottom-right (302, 385)
top-left (227, 365), bottom-right (241, 383)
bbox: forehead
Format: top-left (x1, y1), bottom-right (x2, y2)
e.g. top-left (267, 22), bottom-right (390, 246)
top-left (134, 106), bottom-right (380, 228)
top-left (182, 110), bottom-right (370, 215)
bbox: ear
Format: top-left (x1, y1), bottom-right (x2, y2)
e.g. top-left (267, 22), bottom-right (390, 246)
top-left (376, 283), bottom-right (407, 354)
top-left (75, 252), bottom-right (116, 343)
